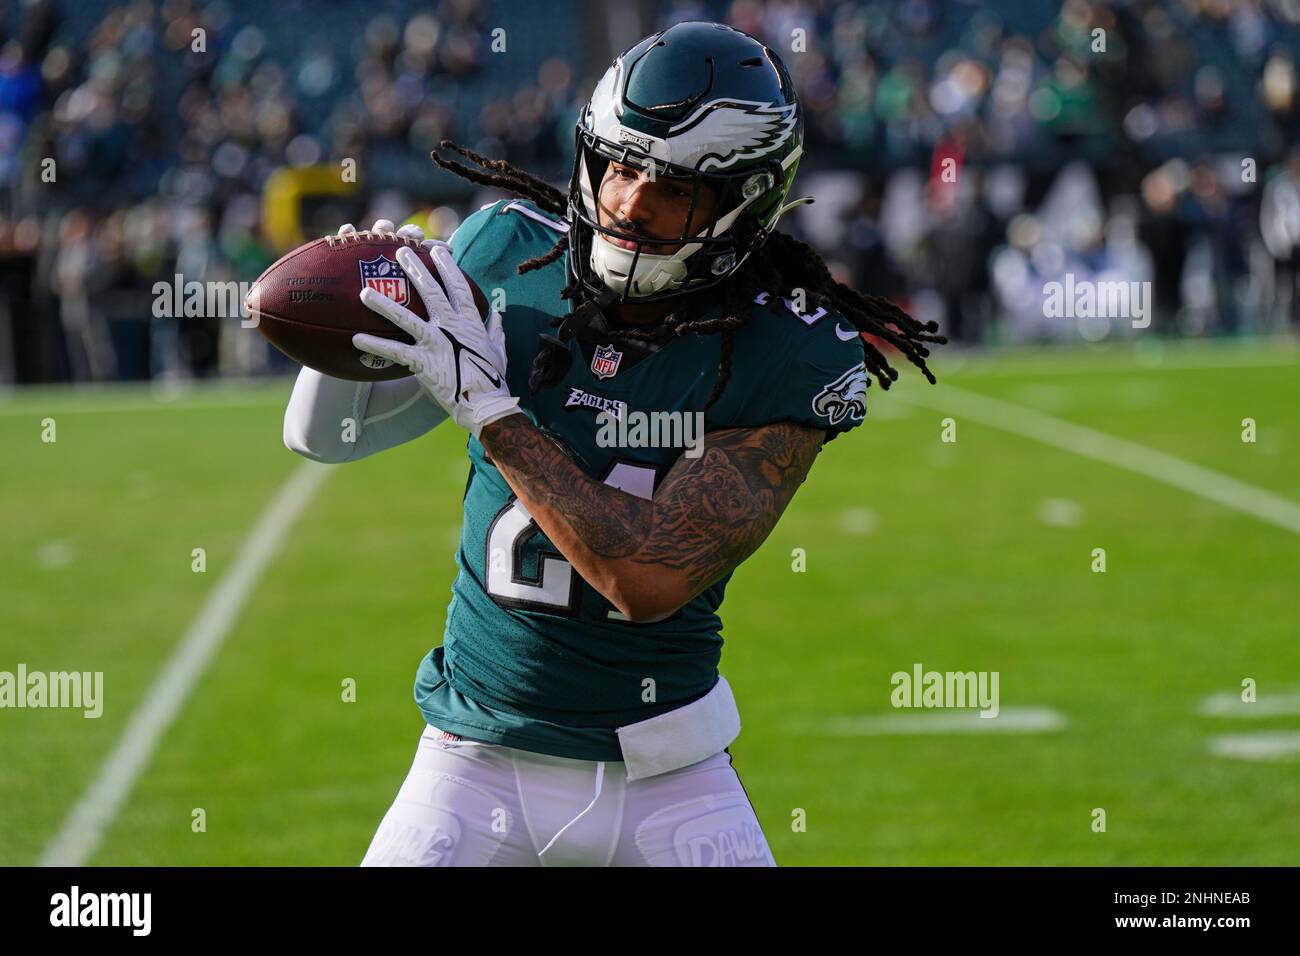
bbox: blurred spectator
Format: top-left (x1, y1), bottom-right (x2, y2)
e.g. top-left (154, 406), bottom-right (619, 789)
top-left (0, 0), bottom-right (1295, 384)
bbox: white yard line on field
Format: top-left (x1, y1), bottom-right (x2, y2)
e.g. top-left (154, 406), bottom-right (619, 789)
top-left (938, 347), bottom-right (1298, 377)
top-left (1208, 733), bottom-right (1300, 761)
top-left (37, 460), bottom-right (331, 867)
top-left (817, 707), bottom-right (1066, 735)
top-left (0, 378), bottom-right (292, 416)
top-left (0, 395), bottom-right (285, 417)
top-left (1199, 691), bottom-right (1300, 717)
top-left (1201, 690), bottom-right (1300, 761)
top-left (902, 383), bottom-right (1300, 536)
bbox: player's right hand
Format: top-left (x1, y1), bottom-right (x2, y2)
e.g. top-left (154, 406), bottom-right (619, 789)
top-left (352, 242), bottom-right (520, 441)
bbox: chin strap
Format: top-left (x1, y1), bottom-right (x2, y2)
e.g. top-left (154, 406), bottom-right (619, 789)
top-left (528, 287), bottom-right (618, 394)
top-left (530, 187), bottom-right (812, 396)
top-left (769, 195), bottom-right (815, 232)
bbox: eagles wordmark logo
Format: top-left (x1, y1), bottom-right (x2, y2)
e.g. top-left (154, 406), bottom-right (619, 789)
top-left (812, 363), bottom-right (868, 425)
top-left (565, 387), bottom-right (628, 421)
top-left (617, 128), bottom-right (653, 152)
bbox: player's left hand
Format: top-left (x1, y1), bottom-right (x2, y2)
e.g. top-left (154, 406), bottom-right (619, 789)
top-left (352, 242), bottom-right (520, 439)
top-left (338, 218), bottom-right (431, 246)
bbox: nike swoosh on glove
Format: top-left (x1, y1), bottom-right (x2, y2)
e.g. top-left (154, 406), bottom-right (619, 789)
top-left (352, 242), bottom-right (520, 440)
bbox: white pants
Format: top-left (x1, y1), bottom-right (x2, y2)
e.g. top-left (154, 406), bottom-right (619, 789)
top-left (361, 723), bottom-right (777, 866)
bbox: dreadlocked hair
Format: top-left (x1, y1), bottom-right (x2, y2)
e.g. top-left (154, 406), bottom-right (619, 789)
top-left (431, 140), bottom-right (946, 411)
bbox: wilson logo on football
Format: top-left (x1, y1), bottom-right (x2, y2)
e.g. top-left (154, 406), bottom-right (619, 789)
top-left (358, 255), bottom-right (410, 307)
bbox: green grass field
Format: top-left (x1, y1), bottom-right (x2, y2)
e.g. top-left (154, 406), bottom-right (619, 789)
top-left (2, 338), bottom-right (1298, 866)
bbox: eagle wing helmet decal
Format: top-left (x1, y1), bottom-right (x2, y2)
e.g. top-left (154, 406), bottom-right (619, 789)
top-left (567, 22), bottom-right (807, 303)
top-left (667, 100), bottom-right (800, 171)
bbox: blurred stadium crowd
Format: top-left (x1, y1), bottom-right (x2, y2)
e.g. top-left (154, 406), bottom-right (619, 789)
top-left (0, 0), bottom-right (1296, 384)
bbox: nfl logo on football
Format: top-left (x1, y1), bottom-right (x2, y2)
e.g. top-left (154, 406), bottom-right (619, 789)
top-left (591, 344), bottom-right (622, 379)
top-left (359, 255), bottom-right (410, 307)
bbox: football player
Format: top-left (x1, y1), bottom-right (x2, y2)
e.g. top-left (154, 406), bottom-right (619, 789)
top-left (283, 20), bottom-right (944, 866)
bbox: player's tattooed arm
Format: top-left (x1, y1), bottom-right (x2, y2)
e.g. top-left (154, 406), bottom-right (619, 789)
top-left (480, 414), bottom-right (825, 621)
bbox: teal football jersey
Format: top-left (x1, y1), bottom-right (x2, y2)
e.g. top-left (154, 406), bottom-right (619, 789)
top-left (413, 199), bottom-right (869, 760)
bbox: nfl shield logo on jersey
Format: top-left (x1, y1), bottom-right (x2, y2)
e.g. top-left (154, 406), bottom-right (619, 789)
top-left (591, 344), bottom-right (623, 379)
top-left (358, 255), bottom-right (409, 306)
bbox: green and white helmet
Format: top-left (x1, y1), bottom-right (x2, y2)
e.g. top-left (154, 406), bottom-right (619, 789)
top-left (568, 21), bottom-right (807, 303)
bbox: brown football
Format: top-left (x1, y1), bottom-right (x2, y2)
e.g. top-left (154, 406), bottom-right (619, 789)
top-left (244, 231), bottom-right (488, 381)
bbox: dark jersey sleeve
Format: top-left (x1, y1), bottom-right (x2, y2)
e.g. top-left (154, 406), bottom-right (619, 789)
top-left (448, 200), bottom-right (509, 280)
top-left (446, 199), bottom-right (574, 406)
top-left (710, 293), bottom-right (870, 439)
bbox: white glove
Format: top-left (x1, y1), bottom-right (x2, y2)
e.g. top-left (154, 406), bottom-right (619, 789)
top-left (338, 218), bottom-right (429, 245)
top-left (352, 241), bottom-right (520, 440)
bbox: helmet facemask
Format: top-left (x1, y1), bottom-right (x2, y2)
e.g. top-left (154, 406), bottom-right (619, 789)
top-left (568, 125), bottom-right (801, 305)
top-left (559, 19), bottom-right (809, 316)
